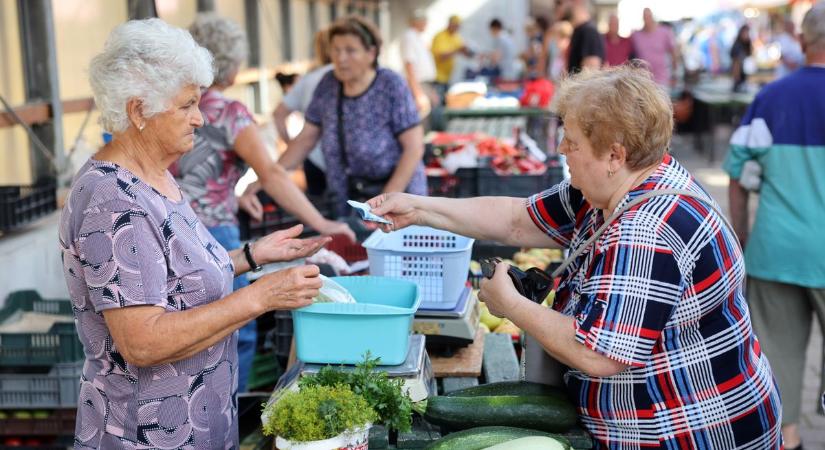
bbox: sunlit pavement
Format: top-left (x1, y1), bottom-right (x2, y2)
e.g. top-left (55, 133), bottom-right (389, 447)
top-left (671, 130), bottom-right (825, 450)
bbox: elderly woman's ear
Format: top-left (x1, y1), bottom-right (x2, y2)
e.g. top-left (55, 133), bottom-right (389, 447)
top-left (126, 98), bottom-right (145, 132)
top-left (607, 142), bottom-right (628, 174)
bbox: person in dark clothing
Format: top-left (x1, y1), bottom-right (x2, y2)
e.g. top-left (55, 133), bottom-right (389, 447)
top-left (560, 0), bottom-right (604, 73)
top-left (730, 24), bottom-right (752, 92)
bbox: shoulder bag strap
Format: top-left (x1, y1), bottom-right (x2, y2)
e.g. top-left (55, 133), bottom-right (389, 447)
top-left (336, 81), bottom-right (350, 172)
top-left (550, 188), bottom-right (735, 278)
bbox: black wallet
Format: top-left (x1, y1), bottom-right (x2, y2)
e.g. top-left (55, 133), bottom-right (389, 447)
top-left (479, 257), bottom-right (554, 304)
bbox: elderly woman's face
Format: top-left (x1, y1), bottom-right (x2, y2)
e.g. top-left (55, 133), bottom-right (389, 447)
top-left (146, 84), bottom-right (203, 155)
top-left (559, 119), bottom-right (612, 206)
top-left (330, 34), bottom-right (376, 83)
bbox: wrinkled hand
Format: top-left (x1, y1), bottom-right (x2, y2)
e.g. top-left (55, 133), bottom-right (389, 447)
top-left (367, 192), bottom-right (420, 233)
top-left (253, 224), bottom-right (331, 264)
top-left (238, 192), bottom-right (263, 221)
top-left (254, 265), bottom-right (322, 311)
top-left (316, 219), bottom-right (356, 243)
top-left (478, 261), bottom-right (522, 318)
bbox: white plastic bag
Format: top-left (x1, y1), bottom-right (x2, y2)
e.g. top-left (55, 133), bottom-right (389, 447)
top-left (313, 275), bottom-right (356, 304)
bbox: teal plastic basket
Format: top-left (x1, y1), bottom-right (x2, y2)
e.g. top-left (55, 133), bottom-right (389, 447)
top-left (292, 276), bottom-right (420, 365)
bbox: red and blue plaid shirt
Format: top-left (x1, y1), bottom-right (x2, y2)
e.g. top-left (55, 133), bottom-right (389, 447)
top-left (527, 155), bottom-right (782, 449)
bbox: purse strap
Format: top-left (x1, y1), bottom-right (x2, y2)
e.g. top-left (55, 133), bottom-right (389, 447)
top-left (336, 81), bottom-right (351, 173)
top-left (550, 188), bottom-right (735, 279)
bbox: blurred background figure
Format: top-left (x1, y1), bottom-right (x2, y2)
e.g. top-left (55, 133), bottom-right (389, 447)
top-left (273, 29), bottom-right (334, 198)
top-left (603, 14), bottom-right (632, 67)
top-left (559, 0), bottom-right (604, 73)
top-left (522, 16), bottom-right (550, 78)
top-left (730, 24), bottom-right (753, 91)
top-left (773, 17), bottom-right (804, 79)
top-left (545, 20), bottom-right (574, 81)
top-left (482, 18), bottom-right (519, 80)
top-left (631, 8), bottom-right (679, 87)
top-left (275, 72), bottom-right (298, 95)
top-left (401, 9), bottom-right (437, 119)
top-left (278, 16), bottom-right (427, 217)
top-left (431, 15), bottom-right (473, 97)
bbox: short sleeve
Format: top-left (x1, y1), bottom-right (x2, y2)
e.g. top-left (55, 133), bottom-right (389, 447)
top-left (573, 220), bottom-right (683, 367)
top-left (400, 31), bottom-right (415, 64)
top-left (723, 96), bottom-right (771, 179)
top-left (75, 203), bottom-right (168, 312)
top-left (222, 100), bottom-right (255, 147)
top-left (389, 73), bottom-right (421, 135)
top-left (305, 74), bottom-right (333, 126)
top-left (281, 78), bottom-right (307, 112)
top-left (581, 27), bottom-right (606, 60)
top-left (525, 179), bottom-right (587, 247)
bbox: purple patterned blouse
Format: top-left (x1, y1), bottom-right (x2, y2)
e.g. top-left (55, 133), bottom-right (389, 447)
top-left (305, 68), bottom-right (426, 216)
top-left (59, 159), bottom-right (238, 449)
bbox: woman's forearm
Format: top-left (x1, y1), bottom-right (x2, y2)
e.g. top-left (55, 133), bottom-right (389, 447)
top-left (102, 287), bottom-right (264, 367)
top-left (506, 296), bottom-right (628, 377)
top-left (384, 126), bottom-right (425, 193)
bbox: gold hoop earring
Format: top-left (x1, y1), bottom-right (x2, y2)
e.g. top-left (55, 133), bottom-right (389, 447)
top-left (607, 170), bottom-right (614, 178)
top-left (138, 123), bottom-right (145, 132)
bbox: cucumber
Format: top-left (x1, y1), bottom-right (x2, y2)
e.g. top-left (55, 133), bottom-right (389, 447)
top-left (484, 435), bottom-right (570, 450)
top-left (424, 394), bottom-right (577, 433)
top-left (444, 381), bottom-right (569, 400)
top-left (423, 426), bottom-right (571, 450)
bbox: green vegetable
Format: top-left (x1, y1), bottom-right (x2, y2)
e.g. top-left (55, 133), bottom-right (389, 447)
top-left (484, 436), bottom-right (571, 450)
top-left (423, 426), bottom-right (571, 450)
top-left (299, 352), bottom-right (416, 433)
top-left (444, 381), bottom-right (569, 399)
top-left (262, 384), bottom-right (377, 442)
top-left (424, 393), bottom-right (577, 433)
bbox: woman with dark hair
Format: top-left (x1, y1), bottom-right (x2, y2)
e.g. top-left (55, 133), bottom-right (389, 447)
top-left (277, 15), bottom-right (426, 217)
top-left (731, 24), bottom-right (752, 92)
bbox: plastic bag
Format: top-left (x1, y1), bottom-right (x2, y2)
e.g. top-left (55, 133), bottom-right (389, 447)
top-left (314, 275), bottom-right (356, 304)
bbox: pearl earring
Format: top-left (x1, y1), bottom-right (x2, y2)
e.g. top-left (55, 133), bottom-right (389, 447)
top-left (608, 170), bottom-right (614, 177)
top-left (138, 123), bottom-right (145, 131)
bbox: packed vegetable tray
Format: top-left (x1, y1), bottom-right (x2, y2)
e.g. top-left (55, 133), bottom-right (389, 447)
top-left (293, 276), bottom-right (421, 366)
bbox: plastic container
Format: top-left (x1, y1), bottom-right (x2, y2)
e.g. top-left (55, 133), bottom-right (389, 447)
top-left (0, 291), bottom-right (83, 367)
top-left (0, 409), bottom-right (76, 437)
top-left (275, 424), bottom-right (370, 450)
top-left (0, 180), bottom-right (57, 231)
top-left (292, 277), bottom-right (420, 365)
top-left (0, 361), bottom-right (82, 409)
top-left (363, 226), bottom-right (473, 310)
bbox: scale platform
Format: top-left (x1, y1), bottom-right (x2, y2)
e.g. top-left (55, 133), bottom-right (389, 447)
top-left (414, 286), bottom-right (480, 355)
top-left (272, 334), bottom-right (435, 403)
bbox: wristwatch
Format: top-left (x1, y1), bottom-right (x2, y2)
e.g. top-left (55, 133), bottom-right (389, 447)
top-left (244, 241), bottom-right (262, 272)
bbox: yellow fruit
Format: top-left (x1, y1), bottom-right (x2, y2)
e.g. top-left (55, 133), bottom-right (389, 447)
top-left (541, 290), bottom-right (556, 308)
top-left (494, 319), bottom-right (521, 336)
top-left (479, 303), bottom-right (504, 330)
top-left (479, 323), bottom-right (491, 333)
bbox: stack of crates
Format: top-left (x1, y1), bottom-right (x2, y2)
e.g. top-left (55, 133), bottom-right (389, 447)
top-left (0, 290), bottom-right (82, 448)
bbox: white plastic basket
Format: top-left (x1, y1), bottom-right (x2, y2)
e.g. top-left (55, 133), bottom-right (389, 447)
top-left (362, 226), bottom-right (474, 310)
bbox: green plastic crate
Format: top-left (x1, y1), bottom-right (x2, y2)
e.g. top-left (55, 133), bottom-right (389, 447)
top-left (0, 290), bottom-right (83, 367)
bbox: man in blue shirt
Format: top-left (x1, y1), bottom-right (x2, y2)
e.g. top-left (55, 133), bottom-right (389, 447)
top-left (724, 4), bottom-right (825, 449)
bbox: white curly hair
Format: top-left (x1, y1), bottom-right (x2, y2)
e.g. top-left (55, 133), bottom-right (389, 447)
top-left (189, 13), bottom-right (248, 87)
top-left (89, 18), bottom-right (214, 134)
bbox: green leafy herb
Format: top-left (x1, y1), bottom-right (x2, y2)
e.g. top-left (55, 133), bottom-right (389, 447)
top-left (262, 384), bottom-right (376, 442)
top-left (299, 353), bottom-right (416, 433)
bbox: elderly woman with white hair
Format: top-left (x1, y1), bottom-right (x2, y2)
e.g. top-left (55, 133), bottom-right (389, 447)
top-left (370, 66), bottom-right (782, 449)
top-left (59, 19), bottom-right (328, 448)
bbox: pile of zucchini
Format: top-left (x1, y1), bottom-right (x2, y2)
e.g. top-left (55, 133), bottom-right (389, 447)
top-left (423, 381), bottom-right (578, 450)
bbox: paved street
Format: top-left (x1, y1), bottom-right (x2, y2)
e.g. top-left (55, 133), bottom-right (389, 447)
top-left (671, 130), bottom-right (825, 449)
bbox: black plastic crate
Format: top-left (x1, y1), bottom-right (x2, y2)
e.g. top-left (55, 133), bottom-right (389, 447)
top-left (426, 169), bottom-right (476, 198)
top-left (239, 192), bottom-right (336, 241)
top-left (475, 161), bottom-right (565, 198)
top-left (0, 180), bottom-right (57, 231)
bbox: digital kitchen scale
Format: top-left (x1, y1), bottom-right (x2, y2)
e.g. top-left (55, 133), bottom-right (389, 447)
top-left (414, 286), bottom-right (480, 356)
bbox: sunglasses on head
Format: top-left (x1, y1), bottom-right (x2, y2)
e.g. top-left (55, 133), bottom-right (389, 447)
top-left (479, 257), bottom-right (554, 304)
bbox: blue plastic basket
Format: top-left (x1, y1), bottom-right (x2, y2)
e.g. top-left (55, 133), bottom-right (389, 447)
top-left (292, 277), bottom-right (420, 365)
top-left (363, 226), bottom-right (474, 310)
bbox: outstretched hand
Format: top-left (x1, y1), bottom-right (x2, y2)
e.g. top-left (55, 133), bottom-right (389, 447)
top-left (253, 224), bottom-right (331, 264)
top-left (367, 192), bottom-right (421, 233)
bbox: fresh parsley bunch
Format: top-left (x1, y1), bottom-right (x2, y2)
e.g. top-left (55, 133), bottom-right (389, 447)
top-left (299, 353), bottom-right (416, 433)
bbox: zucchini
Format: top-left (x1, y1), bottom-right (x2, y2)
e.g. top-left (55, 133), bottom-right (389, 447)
top-left (423, 426), bottom-right (571, 450)
top-left (484, 436), bottom-right (570, 450)
top-left (444, 381), bottom-right (569, 400)
top-left (424, 394), bottom-right (577, 433)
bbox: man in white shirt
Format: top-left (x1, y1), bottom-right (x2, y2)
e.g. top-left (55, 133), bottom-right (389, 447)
top-left (401, 9), bottom-right (437, 117)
